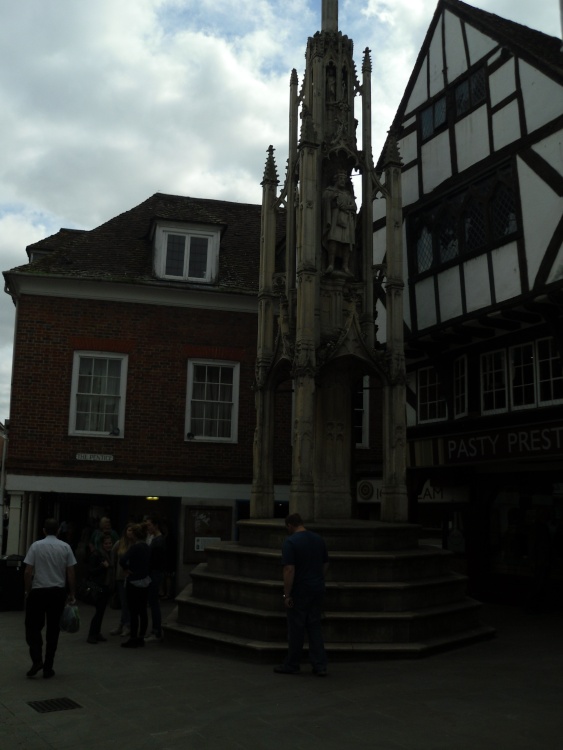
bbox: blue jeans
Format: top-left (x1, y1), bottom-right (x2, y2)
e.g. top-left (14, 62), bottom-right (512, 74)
top-left (148, 570), bottom-right (163, 636)
top-left (284, 591), bottom-right (327, 671)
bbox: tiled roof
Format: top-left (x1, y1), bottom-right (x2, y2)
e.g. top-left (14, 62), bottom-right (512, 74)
top-left (445, 0), bottom-right (563, 76)
top-left (14, 193), bottom-right (270, 294)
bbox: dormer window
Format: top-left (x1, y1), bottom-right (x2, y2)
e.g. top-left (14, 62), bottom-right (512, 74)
top-left (154, 222), bottom-right (220, 282)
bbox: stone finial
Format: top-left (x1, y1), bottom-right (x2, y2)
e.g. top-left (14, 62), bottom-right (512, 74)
top-left (261, 145), bottom-right (279, 186)
top-left (382, 130), bottom-right (403, 168)
top-left (362, 48), bottom-right (372, 74)
top-left (322, 0), bottom-right (338, 33)
top-left (290, 68), bottom-right (298, 87)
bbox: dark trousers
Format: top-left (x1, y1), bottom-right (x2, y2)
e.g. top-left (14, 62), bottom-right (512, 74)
top-left (284, 591), bottom-right (327, 671)
top-left (126, 582), bottom-right (148, 640)
top-left (25, 587), bottom-right (67, 669)
top-left (148, 570), bottom-right (163, 635)
top-left (88, 586), bottom-right (110, 638)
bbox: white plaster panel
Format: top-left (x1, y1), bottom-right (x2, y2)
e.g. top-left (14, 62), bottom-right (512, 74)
top-left (403, 115), bottom-right (416, 129)
top-left (455, 106), bottom-right (490, 172)
top-left (489, 58), bottom-right (515, 107)
top-left (421, 130), bottom-right (452, 194)
top-left (492, 100), bottom-right (521, 152)
top-left (465, 25), bottom-right (497, 66)
top-left (402, 165), bottom-right (419, 208)
top-left (444, 10), bottom-right (467, 83)
top-left (531, 130), bottom-right (563, 178)
top-left (400, 130), bottom-right (418, 165)
top-left (415, 277), bottom-right (437, 330)
top-left (372, 226), bottom-right (386, 265)
top-left (520, 61), bottom-right (563, 134)
top-left (547, 245), bottom-right (563, 284)
top-left (428, 24), bottom-right (444, 98)
top-left (405, 60), bottom-right (428, 115)
top-left (491, 242), bottom-right (520, 303)
top-left (463, 254), bottom-right (491, 312)
top-left (437, 267), bottom-right (463, 322)
top-left (518, 157), bottom-right (563, 286)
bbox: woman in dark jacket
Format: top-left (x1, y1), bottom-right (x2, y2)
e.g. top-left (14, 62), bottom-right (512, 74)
top-left (86, 533), bottom-right (114, 644)
top-left (119, 523), bottom-right (151, 648)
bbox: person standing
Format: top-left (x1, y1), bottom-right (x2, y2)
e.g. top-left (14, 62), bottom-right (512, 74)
top-left (145, 514), bottom-right (166, 642)
top-left (119, 523), bottom-right (151, 649)
top-left (274, 513), bottom-right (329, 676)
top-left (110, 523), bottom-right (135, 637)
top-left (23, 518), bottom-right (77, 679)
top-left (86, 533), bottom-right (114, 644)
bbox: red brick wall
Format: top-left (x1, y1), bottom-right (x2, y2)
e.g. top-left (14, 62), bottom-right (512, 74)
top-left (8, 294), bottom-right (293, 484)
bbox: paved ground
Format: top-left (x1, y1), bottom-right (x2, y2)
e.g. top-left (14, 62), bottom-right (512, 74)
top-left (1, 599), bottom-right (562, 750)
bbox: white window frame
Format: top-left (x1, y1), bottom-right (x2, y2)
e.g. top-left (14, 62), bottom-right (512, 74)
top-left (154, 221), bottom-right (220, 282)
top-left (418, 366), bottom-right (447, 424)
top-left (536, 337), bottom-right (563, 406)
top-left (481, 350), bottom-right (507, 414)
top-left (68, 352), bottom-right (128, 437)
top-left (186, 359), bottom-right (240, 443)
top-left (453, 355), bottom-right (468, 418)
top-left (510, 342), bottom-right (536, 411)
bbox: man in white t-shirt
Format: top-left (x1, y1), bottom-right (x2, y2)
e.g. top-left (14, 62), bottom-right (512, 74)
top-left (23, 518), bottom-right (77, 678)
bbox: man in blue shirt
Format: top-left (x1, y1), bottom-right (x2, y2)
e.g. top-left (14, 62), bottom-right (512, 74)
top-left (274, 513), bottom-right (329, 676)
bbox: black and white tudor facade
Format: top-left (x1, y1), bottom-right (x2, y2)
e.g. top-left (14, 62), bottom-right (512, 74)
top-left (372, 0), bottom-right (563, 599)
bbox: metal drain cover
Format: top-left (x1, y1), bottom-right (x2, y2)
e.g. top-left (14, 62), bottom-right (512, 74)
top-left (27, 697), bottom-right (82, 713)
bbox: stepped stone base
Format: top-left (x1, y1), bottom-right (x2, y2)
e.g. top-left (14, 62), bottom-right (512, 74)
top-left (163, 519), bottom-right (495, 659)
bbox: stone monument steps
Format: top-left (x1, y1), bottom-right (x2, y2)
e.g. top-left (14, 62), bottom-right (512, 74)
top-left (190, 564), bottom-right (469, 612)
top-left (237, 519), bottom-right (421, 552)
top-left (205, 541), bottom-right (454, 581)
top-left (171, 591), bottom-right (486, 645)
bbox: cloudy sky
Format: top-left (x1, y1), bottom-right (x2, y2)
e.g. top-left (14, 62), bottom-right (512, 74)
top-left (0, 0), bottom-right (560, 423)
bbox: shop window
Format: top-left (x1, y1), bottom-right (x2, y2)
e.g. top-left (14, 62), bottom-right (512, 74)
top-left (418, 366), bottom-right (447, 423)
top-left (481, 350), bottom-right (507, 414)
top-left (511, 343), bottom-right (536, 409)
top-left (537, 338), bottom-right (563, 405)
top-left (453, 355), bottom-right (468, 418)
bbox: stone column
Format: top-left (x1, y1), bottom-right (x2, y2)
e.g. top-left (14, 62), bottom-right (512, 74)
top-left (6, 492), bottom-right (23, 555)
top-left (381, 137), bottom-right (408, 522)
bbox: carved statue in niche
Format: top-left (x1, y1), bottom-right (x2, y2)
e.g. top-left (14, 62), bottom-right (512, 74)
top-left (322, 170), bottom-right (357, 276)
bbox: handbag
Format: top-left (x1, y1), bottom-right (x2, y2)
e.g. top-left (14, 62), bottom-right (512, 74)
top-left (60, 604), bottom-right (80, 633)
top-left (78, 579), bottom-right (104, 604)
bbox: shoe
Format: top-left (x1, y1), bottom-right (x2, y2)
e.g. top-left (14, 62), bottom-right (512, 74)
top-left (97, 635), bottom-right (107, 642)
top-left (144, 633), bottom-right (163, 643)
top-left (120, 627), bottom-right (131, 638)
top-left (312, 668), bottom-right (328, 677)
top-left (43, 668), bottom-right (55, 679)
top-left (273, 664), bottom-right (300, 675)
top-left (110, 625), bottom-right (123, 636)
top-left (121, 639), bottom-right (139, 648)
top-left (87, 637), bottom-right (98, 644)
top-left (26, 661), bottom-right (44, 678)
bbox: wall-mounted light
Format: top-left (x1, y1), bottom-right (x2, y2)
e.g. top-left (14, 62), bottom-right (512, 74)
top-left (186, 432), bottom-right (195, 440)
top-left (146, 496), bottom-right (159, 501)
